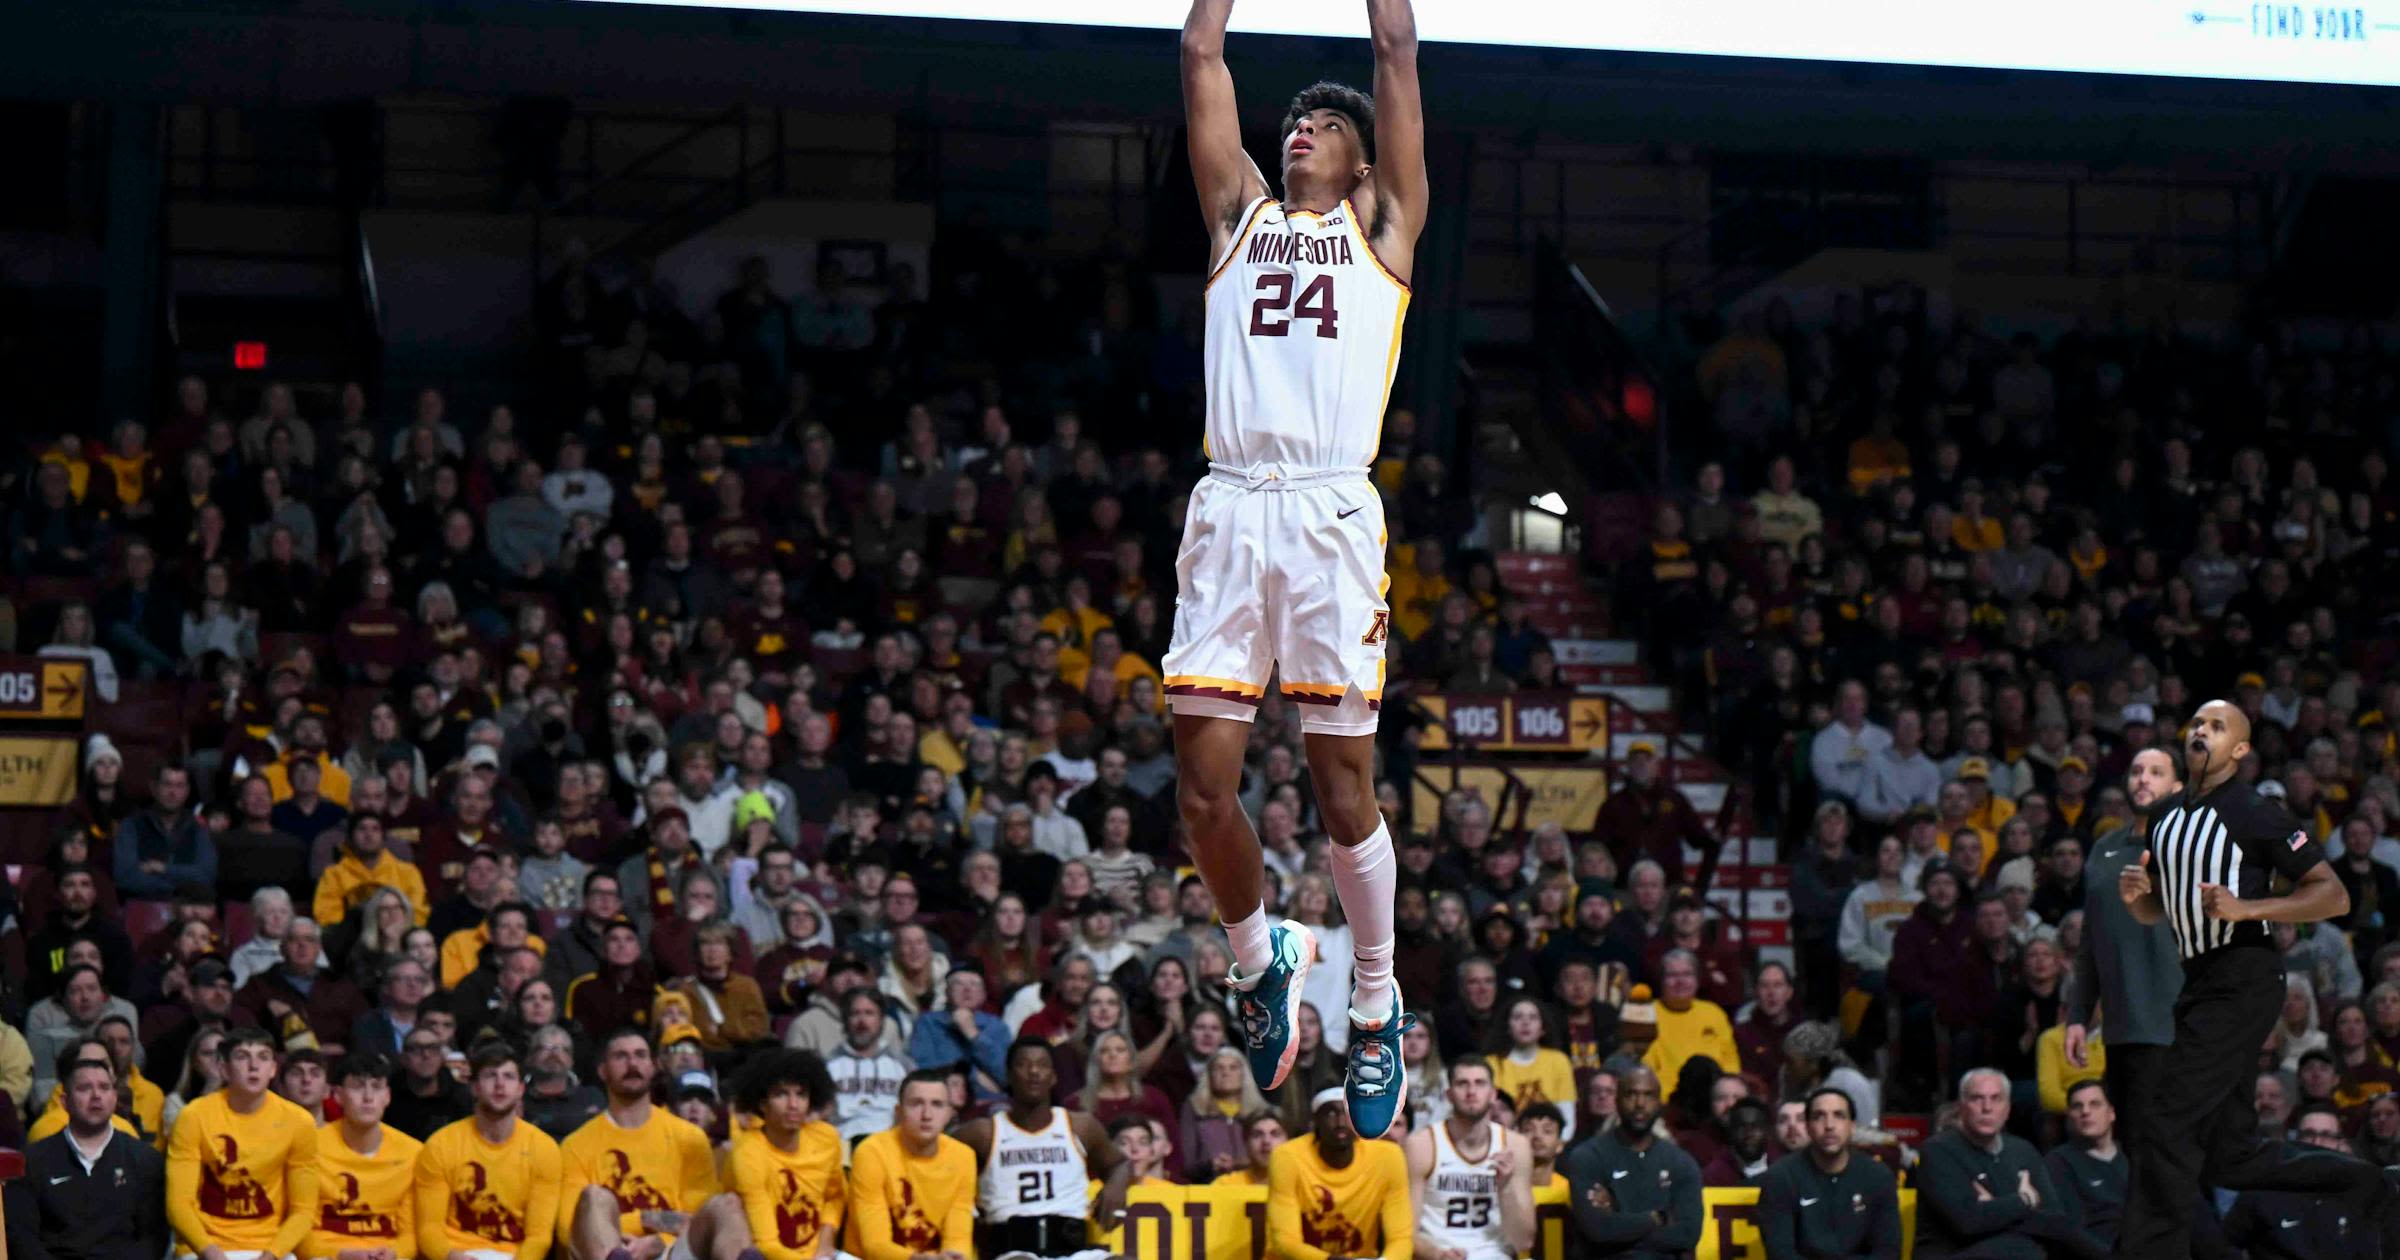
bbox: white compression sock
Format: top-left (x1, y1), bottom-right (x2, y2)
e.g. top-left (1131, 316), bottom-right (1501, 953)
top-left (1225, 905), bottom-right (1275, 980)
top-left (1330, 819), bottom-right (1398, 1017)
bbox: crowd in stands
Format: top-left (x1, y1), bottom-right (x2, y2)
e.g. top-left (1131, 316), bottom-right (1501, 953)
top-left (2, 231), bottom-right (2398, 1259)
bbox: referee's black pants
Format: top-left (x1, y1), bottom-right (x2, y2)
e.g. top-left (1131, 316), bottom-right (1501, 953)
top-left (2118, 945), bottom-right (2392, 1258)
top-left (2101, 1042), bottom-right (2167, 1159)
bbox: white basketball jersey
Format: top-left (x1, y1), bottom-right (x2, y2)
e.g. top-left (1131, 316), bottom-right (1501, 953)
top-left (1419, 1120), bottom-right (1510, 1260)
top-left (1202, 194), bottom-right (1411, 471)
top-left (978, 1107), bottom-right (1090, 1222)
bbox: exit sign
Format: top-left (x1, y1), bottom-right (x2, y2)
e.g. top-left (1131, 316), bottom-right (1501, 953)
top-left (233, 341), bottom-right (268, 370)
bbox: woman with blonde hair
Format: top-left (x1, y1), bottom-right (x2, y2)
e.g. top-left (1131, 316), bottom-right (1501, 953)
top-left (1071, 1029), bottom-right (1181, 1176)
top-left (332, 885), bottom-right (418, 986)
top-left (1288, 871), bottom-right (1355, 1053)
top-left (1181, 1047), bottom-right (1269, 1179)
top-left (2274, 972), bottom-right (2328, 1070)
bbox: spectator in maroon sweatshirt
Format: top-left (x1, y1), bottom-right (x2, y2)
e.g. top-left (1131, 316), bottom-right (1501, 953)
top-left (332, 566), bottom-right (417, 685)
top-left (1888, 864), bottom-right (1975, 1106)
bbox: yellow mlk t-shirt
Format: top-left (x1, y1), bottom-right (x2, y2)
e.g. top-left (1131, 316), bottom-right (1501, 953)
top-left (167, 1090), bottom-right (323, 1256)
top-left (559, 1106), bottom-right (721, 1239)
top-left (305, 1123), bottom-right (422, 1260)
top-left (1266, 1134), bottom-right (1412, 1260)
top-left (844, 1129), bottom-right (977, 1260)
top-left (415, 1115), bottom-right (564, 1260)
top-left (726, 1123), bottom-right (848, 1260)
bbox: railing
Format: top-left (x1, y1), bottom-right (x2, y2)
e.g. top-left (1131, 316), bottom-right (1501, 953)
top-left (1533, 237), bottom-right (1670, 490)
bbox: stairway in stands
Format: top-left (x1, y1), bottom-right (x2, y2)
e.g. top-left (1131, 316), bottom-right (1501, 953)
top-left (1492, 549), bottom-right (1794, 964)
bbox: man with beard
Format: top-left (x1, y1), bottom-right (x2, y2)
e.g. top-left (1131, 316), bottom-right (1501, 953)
top-left (826, 993), bottom-right (910, 1146)
top-left (7, 1045), bottom-right (169, 1260)
top-left (2117, 701), bottom-right (2400, 1258)
top-left (956, 1040), bottom-right (1131, 1259)
top-left (1756, 1086), bottom-right (1900, 1259)
top-left (560, 1029), bottom-right (752, 1260)
top-left (1535, 885), bottom-right (1641, 995)
top-left (415, 1042), bottom-right (564, 1260)
top-left (28, 864), bottom-right (134, 999)
top-left (2062, 748), bottom-right (2184, 1156)
top-left (1559, 1065), bottom-right (1700, 1257)
top-left (1267, 1088), bottom-right (1411, 1260)
top-left (1405, 1058), bottom-right (1534, 1260)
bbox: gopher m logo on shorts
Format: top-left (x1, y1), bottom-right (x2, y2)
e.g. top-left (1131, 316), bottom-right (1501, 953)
top-left (1362, 611), bottom-right (1390, 646)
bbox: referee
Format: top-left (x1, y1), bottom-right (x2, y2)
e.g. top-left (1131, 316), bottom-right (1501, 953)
top-left (2116, 700), bottom-right (2398, 1259)
top-left (2062, 747), bottom-right (2182, 1156)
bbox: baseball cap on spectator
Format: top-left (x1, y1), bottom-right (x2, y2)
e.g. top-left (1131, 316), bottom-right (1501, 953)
top-left (1902, 804), bottom-right (1937, 827)
top-left (191, 958), bottom-right (233, 987)
top-left (1669, 888), bottom-right (1704, 914)
top-left (2058, 756), bottom-right (2090, 775)
top-left (1995, 858), bottom-right (2037, 895)
top-left (1627, 740), bottom-right (1660, 759)
top-left (2237, 671), bottom-right (2267, 690)
top-left (2122, 703), bottom-right (2155, 728)
top-left (1956, 757), bottom-right (1991, 782)
top-left (463, 745), bottom-right (501, 771)
top-left (658, 1022), bottom-right (702, 1049)
top-left (651, 806), bottom-right (690, 832)
top-left (2259, 780), bottom-right (2288, 801)
top-left (676, 1070), bottom-right (717, 1099)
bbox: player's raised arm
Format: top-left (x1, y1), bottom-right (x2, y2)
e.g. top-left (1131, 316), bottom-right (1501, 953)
top-left (1184, 0), bottom-right (1268, 246)
top-left (1365, 0), bottom-right (1427, 246)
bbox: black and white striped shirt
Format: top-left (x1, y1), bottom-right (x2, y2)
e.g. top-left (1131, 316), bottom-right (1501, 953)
top-left (2143, 781), bottom-right (2324, 961)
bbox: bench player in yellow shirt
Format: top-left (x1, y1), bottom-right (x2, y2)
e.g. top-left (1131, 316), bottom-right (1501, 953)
top-left (845, 1069), bottom-right (977, 1260)
top-left (304, 1053), bottom-right (421, 1260)
top-left (724, 1050), bottom-right (846, 1260)
top-left (167, 1026), bottom-right (323, 1260)
top-left (1268, 1087), bottom-right (1412, 1260)
top-left (560, 1028), bottom-right (758, 1260)
top-left (416, 1041), bottom-right (565, 1260)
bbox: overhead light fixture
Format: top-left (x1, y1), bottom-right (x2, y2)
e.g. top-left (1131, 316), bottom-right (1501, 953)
top-left (1529, 492), bottom-right (1567, 516)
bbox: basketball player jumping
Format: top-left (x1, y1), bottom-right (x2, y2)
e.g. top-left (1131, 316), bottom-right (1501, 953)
top-left (1171, 0), bottom-right (1425, 1141)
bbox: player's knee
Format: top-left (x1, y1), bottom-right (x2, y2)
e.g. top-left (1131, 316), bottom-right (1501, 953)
top-left (701, 1192), bottom-right (744, 1218)
top-left (1177, 775), bottom-right (1242, 827)
top-left (576, 1185), bottom-right (620, 1215)
top-left (1319, 797), bottom-right (1379, 847)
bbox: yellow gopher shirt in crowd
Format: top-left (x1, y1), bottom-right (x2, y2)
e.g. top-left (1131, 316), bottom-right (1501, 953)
top-left (1641, 999), bottom-right (1743, 1089)
top-left (1489, 1049), bottom-right (1577, 1121)
top-left (305, 1123), bottom-right (422, 1260)
top-left (314, 849), bottom-right (431, 927)
top-left (167, 1090), bottom-right (323, 1257)
top-left (844, 1129), bottom-right (977, 1260)
top-left (1266, 1134), bottom-right (1412, 1260)
top-left (416, 1115), bottom-right (564, 1260)
top-left (726, 1123), bottom-right (847, 1260)
top-left (559, 1106), bottom-right (720, 1239)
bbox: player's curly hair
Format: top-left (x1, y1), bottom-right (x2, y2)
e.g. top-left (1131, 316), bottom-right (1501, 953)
top-left (1281, 81), bottom-right (1376, 162)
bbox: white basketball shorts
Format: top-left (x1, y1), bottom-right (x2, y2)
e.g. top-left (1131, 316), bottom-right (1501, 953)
top-left (1162, 462), bottom-right (1390, 736)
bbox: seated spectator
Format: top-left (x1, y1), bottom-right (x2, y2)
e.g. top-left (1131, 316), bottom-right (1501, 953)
top-left (233, 917), bottom-right (365, 1053)
top-left (1913, 1068), bottom-right (2088, 1259)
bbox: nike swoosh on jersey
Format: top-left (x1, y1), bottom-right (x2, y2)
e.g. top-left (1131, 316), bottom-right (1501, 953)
top-left (2281, 1218), bottom-right (2301, 1228)
top-left (1611, 1169), bottom-right (1629, 1179)
top-left (1799, 1197), bottom-right (1819, 1206)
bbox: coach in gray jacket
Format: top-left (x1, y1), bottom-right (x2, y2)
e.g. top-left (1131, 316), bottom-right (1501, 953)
top-left (2062, 746), bottom-right (2183, 1153)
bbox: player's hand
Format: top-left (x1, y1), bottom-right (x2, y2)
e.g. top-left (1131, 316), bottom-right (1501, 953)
top-left (1436, 1247), bottom-right (1466, 1260)
top-left (1971, 1179), bottom-right (1993, 1202)
top-left (2063, 1023), bottom-right (2088, 1069)
top-left (1096, 1179), bottom-right (1128, 1225)
top-left (1583, 1181), bottom-right (1614, 1211)
top-left (1491, 1143), bottom-right (1516, 1181)
top-left (2200, 883), bottom-right (2249, 921)
top-left (2015, 1169), bottom-right (2040, 1208)
top-left (2119, 852), bottom-right (2153, 907)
